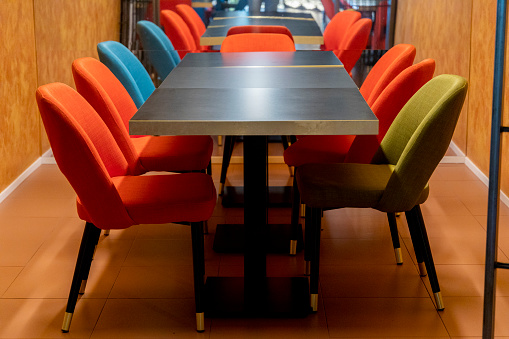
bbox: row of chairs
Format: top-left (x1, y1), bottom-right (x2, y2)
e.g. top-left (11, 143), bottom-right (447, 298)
top-left (37, 50), bottom-right (219, 332)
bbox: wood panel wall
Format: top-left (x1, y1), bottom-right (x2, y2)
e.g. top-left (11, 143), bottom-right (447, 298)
top-left (0, 0), bottom-right (39, 193)
top-left (0, 0), bottom-right (120, 193)
top-left (394, 0), bottom-right (472, 152)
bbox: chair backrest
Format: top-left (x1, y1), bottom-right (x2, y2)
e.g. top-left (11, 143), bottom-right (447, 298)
top-left (36, 83), bottom-right (135, 229)
top-left (175, 4), bottom-right (207, 50)
top-left (323, 10), bottom-right (361, 51)
top-left (136, 20), bottom-right (181, 80)
top-left (161, 0), bottom-right (192, 12)
top-left (372, 74), bottom-right (468, 212)
top-left (220, 33), bottom-right (296, 52)
top-left (371, 0), bottom-right (388, 49)
top-left (160, 9), bottom-right (197, 58)
top-left (226, 25), bottom-right (294, 42)
top-left (72, 57), bottom-right (145, 175)
top-left (360, 43), bottom-right (416, 106)
top-left (97, 41), bottom-right (155, 108)
top-left (321, 0), bottom-right (336, 20)
top-left (334, 18), bottom-right (372, 74)
top-left (345, 59), bottom-right (436, 164)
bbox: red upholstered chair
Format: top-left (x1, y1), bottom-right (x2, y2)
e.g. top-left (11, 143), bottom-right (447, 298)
top-left (334, 18), bottom-right (372, 74)
top-left (175, 4), bottom-right (211, 51)
top-left (321, 0), bottom-right (336, 20)
top-left (72, 57), bottom-right (213, 174)
top-left (220, 32), bottom-right (296, 52)
top-left (161, 9), bottom-right (198, 58)
top-left (226, 25), bottom-right (294, 42)
top-left (322, 10), bottom-right (361, 51)
top-left (285, 59), bottom-right (436, 260)
top-left (360, 43), bottom-right (416, 106)
top-left (36, 83), bottom-right (216, 333)
top-left (372, 0), bottom-right (388, 49)
top-left (218, 32), bottom-right (296, 194)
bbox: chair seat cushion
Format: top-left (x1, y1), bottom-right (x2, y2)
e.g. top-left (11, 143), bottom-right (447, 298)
top-left (132, 135), bottom-right (213, 172)
top-left (283, 135), bottom-right (355, 167)
top-left (297, 163), bottom-right (394, 209)
top-left (113, 172), bottom-right (217, 224)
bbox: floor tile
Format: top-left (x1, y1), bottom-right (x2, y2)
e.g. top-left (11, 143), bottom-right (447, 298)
top-left (91, 299), bottom-right (208, 338)
top-left (0, 298), bottom-right (105, 338)
top-left (324, 297), bottom-right (448, 337)
top-left (0, 267), bottom-right (22, 297)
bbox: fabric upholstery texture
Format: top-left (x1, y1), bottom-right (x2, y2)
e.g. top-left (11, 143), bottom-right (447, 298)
top-left (175, 4), bottom-right (209, 51)
top-left (220, 33), bottom-right (296, 52)
top-left (297, 74), bottom-right (468, 213)
top-left (161, 9), bottom-right (198, 59)
top-left (97, 41), bottom-right (156, 108)
top-left (322, 10), bottom-right (361, 51)
top-left (334, 18), bottom-right (372, 74)
top-left (284, 58), bottom-right (435, 167)
top-left (137, 20), bottom-right (181, 81)
top-left (36, 83), bottom-right (217, 230)
top-left (226, 25), bottom-right (294, 42)
top-left (360, 44), bottom-right (416, 106)
top-left (72, 57), bottom-right (213, 173)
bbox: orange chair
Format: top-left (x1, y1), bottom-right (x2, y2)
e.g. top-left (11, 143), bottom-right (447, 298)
top-left (334, 18), bottom-right (372, 74)
top-left (36, 83), bottom-right (216, 333)
top-left (322, 10), bottom-right (361, 51)
top-left (161, 9), bottom-right (198, 58)
top-left (72, 57), bottom-right (213, 174)
top-left (226, 25), bottom-right (294, 42)
top-left (359, 44), bottom-right (416, 106)
top-left (285, 59), bottom-right (436, 260)
top-left (220, 32), bottom-right (296, 52)
top-left (219, 32), bottom-right (296, 194)
top-left (176, 4), bottom-right (210, 51)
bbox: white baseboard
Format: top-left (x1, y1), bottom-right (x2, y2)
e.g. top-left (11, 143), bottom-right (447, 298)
top-left (0, 158), bottom-right (41, 204)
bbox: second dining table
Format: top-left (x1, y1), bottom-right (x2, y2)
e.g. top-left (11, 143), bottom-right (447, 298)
top-left (130, 51), bottom-right (378, 317)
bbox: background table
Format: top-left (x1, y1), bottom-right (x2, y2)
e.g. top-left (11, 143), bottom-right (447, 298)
top-left (200, 12), bottom-right (324, 46)
top-left (130, 51), bottom-right (377, 317)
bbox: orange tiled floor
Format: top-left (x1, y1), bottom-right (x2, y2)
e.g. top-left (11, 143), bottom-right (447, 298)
top-left (1, 149), bottom-right (509, 338)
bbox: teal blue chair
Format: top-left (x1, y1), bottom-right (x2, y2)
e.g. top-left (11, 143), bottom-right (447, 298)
top-left (97, 41), bottom-right (155, 108)
top-left (136, 20), bottom-right (181, 81)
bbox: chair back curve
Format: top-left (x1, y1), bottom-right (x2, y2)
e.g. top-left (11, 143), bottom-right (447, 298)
top-left (220, 33), bottom-right (296, 52)
top-left (360, 44), bottom-right (416, 106)
top-left (97, 41), bottom-right (155, 108)
top-left (323, 10), bottom-right (361, 50)
top-left (372, 74), bottom-right (468, 212)
top-left (136, 20), bottom-right (181, 81)
top-left (72, 57), bottom-right (145, 175)
top-left (175, 4), bottom-right (208, 51)
top-left (160, 9), bottom-right (197, 58)
top-left (227, 25), bottom-right (294, 42)
top-left (334, 18), bottom-right (372, 74)
top-left (345, 58), bottom-right (436, 164)
top-left (36, 83), bottom-right (135, 229)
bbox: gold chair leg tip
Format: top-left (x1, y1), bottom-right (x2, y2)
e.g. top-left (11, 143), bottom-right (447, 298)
top-left (395, 248), bottom-right (403, 265)
top-left (196, 312), bottom-right (205, 332)
top-left (62, 312), bottom-right (73, 332)
top-left (310, 294), bottom-right (318, 312)
top-left (418, 262), bottom-right (427, 276)
top-left (305, 261), bottom-right (311, 276)
top-left (289, 240), bottom-right (297, 255)
top-left (434, 292), bottom-right (445, 310)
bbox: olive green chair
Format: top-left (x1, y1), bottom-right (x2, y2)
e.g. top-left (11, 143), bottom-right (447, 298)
top-left (296, 74), bottom-right (468, 312)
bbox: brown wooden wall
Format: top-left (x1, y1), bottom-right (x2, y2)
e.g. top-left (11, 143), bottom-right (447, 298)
top-left (0, 0), bottom-right (120, 193)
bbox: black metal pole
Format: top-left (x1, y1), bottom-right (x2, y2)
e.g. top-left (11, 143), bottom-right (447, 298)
top-left (483, 1), bottom-right (507, 338)
top-left (388, 0), bottom-right (397, 48)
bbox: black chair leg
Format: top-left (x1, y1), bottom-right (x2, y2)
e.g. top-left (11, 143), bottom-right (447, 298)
top-left (386, 212), bottom-right (403, 265)
top-left (308, 206), bottom-right (322, 312)
top-left (206, 160), bottom-right (212, 176)
top-left (191, 222), bottom-right (206, 332)
top-left (62, 222), bottom-right (101, 333)
top-left (219, 136), bottom-right (235, 195)
top-left (405, 209), bottom-right (427, 276)
top-left (290, 174), bottom-right (300, 256)
top-left (406, 205), bottom-right (444, 310)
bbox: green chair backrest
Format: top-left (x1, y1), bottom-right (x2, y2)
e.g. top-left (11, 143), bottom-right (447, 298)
top-left (372, 74), bottom-right (468, 212)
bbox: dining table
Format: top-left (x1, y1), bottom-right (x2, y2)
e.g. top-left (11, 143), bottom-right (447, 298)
top-left (200, 11), bottom-right (324, 46)
top-left (130, 50), bottom-right (378, 317)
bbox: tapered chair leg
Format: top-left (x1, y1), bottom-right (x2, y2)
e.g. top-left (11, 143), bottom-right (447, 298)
top-left (206, 161), bottom-right (212, 176)
top-left (219, 136), bottom-right (235, 195)
top-left (62, 222), bottom-right (102, 333)
top-left (406, 205), bottom-right (443, 310)
top-left (405, 209), bottom-right (427, 277)
top-left (386, 212), bottom-right (403, 264)
top-left (290, 175), bottom-right (300, 256)
top-left (308, 206), bottom-right (322, 312)
top-left (303, 202), bottom-right (313, 276)
top-left (191, 222), bottom-right (206, 332)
